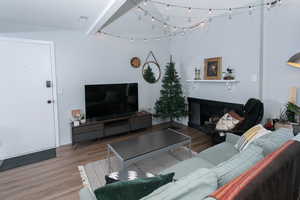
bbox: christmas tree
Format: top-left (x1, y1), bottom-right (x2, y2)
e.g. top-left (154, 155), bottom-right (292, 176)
top-left (143, 65), bottom-right (156, 83)
top-left (154, 58), bottom-right (187, 124)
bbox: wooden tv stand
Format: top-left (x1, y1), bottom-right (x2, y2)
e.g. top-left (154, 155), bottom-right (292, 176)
top-left (71, 112), bottom-right (152, 146)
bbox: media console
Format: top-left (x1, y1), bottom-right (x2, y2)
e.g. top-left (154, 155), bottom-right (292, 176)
top-left (71, 111), bottom-right (152, 146)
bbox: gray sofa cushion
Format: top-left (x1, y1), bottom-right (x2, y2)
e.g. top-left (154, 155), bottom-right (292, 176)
top-left (142, 168), bottom-right (218, 200)
top-left (253, 128), bottom-right (294, 156)
top-left (197, 142), bottom-right (239, 165)
top-left (80, 187), bottom-right (97, 200)
top-left (161, 156), bottom-right (215, 180)
top-left (225, 133), bottom-right (241, 145)
top-left (212, 144), bottom-right (263, 187)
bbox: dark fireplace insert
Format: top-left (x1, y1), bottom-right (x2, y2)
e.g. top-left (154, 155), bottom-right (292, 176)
top-left (188, 97), bottom-right (244, 135)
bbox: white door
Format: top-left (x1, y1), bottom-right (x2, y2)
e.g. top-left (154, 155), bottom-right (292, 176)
top-left (0, 38), bottom-right (58, 160)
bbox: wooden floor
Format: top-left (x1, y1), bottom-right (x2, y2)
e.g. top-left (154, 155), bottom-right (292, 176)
top-left (0, 123), bottom-right (212, 200)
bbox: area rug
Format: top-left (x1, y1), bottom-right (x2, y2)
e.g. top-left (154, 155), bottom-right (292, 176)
top-left (78, 147), bottom-right (196, 191)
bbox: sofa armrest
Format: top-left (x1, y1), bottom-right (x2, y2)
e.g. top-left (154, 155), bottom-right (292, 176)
top-left (79, 187), bottom-right (97, 200)
top-left (226, 133), bottom-right (240, 145)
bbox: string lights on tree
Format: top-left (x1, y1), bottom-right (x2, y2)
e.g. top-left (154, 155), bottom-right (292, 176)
top-left (97, 0), bottom-right (284, 41)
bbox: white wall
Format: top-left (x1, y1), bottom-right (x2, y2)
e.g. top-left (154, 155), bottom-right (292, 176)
top-left (171, 0), bottom-right (300, 122)
top-left (2, 31), bottom-right (170, 145)
top-left (263, 0), bottom-right (300, 119)
top-left (170, 11), bottom-right (261, 105)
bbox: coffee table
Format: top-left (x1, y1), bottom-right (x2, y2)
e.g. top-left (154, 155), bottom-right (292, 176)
top-left (106, 128), bottom-right (192, 173)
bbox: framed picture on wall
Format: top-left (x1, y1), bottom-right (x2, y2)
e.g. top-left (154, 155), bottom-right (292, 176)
top-left (204, 57), bottom-right (222, 80)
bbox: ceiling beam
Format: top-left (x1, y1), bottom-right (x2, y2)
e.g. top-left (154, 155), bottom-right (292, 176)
top-left (86, 0), bottom-right (142, 35)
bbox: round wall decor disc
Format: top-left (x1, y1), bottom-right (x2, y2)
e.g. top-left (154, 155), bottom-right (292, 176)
top-left (130, 57), bottom-right (141, 68)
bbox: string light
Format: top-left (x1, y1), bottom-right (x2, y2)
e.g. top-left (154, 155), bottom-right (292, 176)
top-left (96, 1), bottom-right (281, 42)
top-left (277, 0), bottom-right (282, 6)
top-left (248, 6), bottom-right (253, 15)
top-left (228, 8), bottom-right (232, 20)
top-left (267, 3), bottom-right (271, 11)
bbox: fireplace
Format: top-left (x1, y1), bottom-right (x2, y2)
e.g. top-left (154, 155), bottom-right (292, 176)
top-left (188, 98), bottom-right (244, 135)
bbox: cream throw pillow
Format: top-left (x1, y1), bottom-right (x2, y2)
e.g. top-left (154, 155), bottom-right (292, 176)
top-left (235, 124), bottom-right (271, 151)
top-left (216, 113), bottom-right (240, 131)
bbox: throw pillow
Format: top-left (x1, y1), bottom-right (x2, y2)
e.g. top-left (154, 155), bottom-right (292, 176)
top-left (235, 124), bottom-right (271, 151)
top-left (141, 168), bottom-right (218, 200)
top-left (94, 173), bottom-right (174, 200)
top-left (216, 111), bottom-right (244, 131)
top-left (212, 144), bottom-right (263, 187)
top-left (253, 128), bottom-right (294, 155)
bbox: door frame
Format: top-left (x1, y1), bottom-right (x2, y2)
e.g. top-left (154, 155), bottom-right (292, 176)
top-left (0, 36), bottom-right (60, 148)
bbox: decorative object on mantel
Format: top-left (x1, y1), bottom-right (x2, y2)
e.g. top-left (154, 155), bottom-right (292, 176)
top-left (142, 51), bottom-right (161, 84)
top-left (287, 52), bottom-right (300, 68)
top-left (223, 67), bottom-right (235, 80)
top-left (204, 57), bottom-right (222, 80)
top-left (194, 67), bottom-right (201, 80)
top-left (130, 57), bottom-right (141, 68)
top-left (155, 56), bottom-right (187, 129)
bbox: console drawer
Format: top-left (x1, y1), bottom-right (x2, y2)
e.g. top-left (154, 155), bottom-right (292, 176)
top-left (73, 124), bottom-right (104, 135)
top-left (73, 131), bottom-right (102, 143)
top-left (130, 115), bottom-right (152, 131)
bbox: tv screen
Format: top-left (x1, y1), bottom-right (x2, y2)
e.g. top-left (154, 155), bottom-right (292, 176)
top-left (85, 83), bottom-right (138, 120)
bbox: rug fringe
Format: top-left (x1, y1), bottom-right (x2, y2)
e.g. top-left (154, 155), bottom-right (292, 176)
top-left (78, 165), bottom-right (93, 193)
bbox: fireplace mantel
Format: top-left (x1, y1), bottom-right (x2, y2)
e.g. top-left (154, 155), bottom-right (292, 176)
top-left (186, 80), bottom-right (240, 83)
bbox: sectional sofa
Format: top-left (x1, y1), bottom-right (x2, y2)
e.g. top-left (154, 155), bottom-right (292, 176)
top-left (79, 128), bottom-right (298, 200)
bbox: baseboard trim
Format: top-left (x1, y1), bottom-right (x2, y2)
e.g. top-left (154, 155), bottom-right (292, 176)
top-left (0, 148), bottom-right (56, 172)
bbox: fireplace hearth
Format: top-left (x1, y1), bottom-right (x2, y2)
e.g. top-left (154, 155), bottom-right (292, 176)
top-left (188, 98), bottom-right (244, 135)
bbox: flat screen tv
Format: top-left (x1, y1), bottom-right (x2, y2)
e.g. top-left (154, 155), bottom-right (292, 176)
top-left (85, 83), bottom-right (138, 120)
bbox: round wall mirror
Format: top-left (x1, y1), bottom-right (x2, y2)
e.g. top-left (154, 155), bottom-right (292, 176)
top-left (142, 61), bottom-right (161, 84)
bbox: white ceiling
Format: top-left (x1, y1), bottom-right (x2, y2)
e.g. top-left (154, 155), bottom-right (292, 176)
top-left (0, 0), bottom-right (111, 32)
top-left (0, 0), bottom-right (262, 34)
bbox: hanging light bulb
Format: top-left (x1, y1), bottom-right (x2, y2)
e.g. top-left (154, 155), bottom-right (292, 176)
top-left (267, 3), bottom-right (271, 11)
top-left (151, 16), bottom-right (155, 22)
top-left (144, 38), bottom-right (148, 42)
top-left (188, 7), bottom-right (192, 13)
top-left (228, 8), bottom-right (232, 20)
top-left (166, 4), bottom-right (170, 10)
top-left (130, 38), bottom-right (134, 42)
top-left (163, 23), bottom-right (167, 28)
top-left (248, 6), bottom-right (253, 15)
top-left (173, 26), bottom-right (177, 31)
top-left (143, 0), bottom-right (147, 6)
top-left (209, 9), bottom-right (213, 15)
top-left (199, 22), bottom-right (206, 28)
top-left (277, 0), bottom-right (282, 6)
